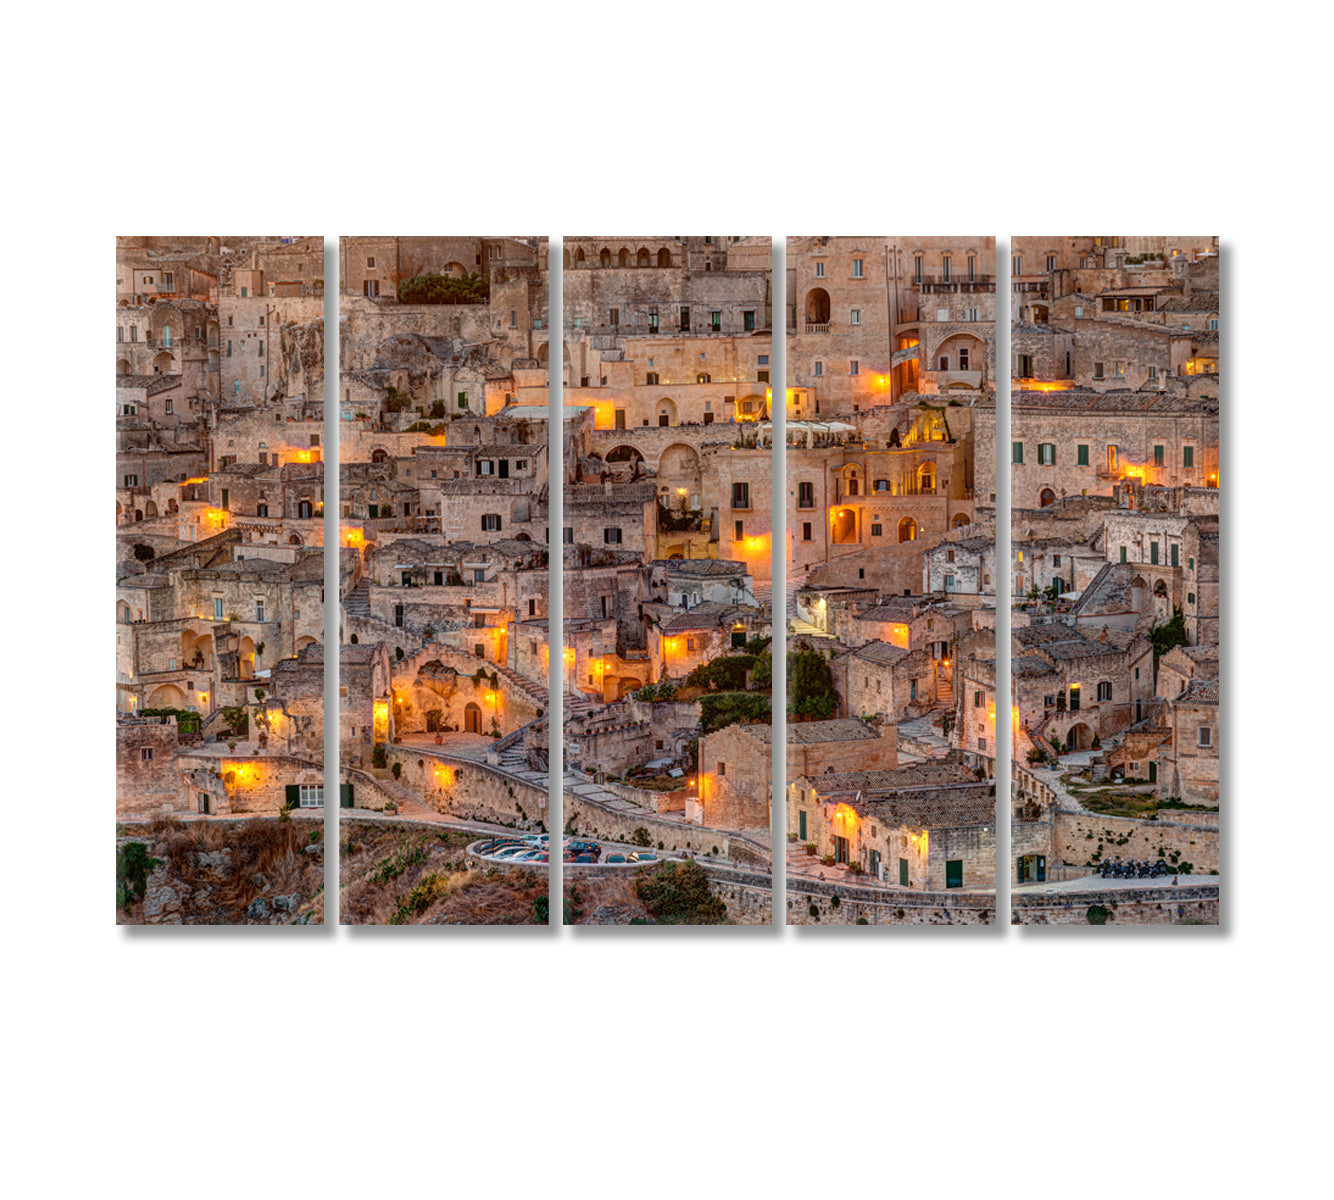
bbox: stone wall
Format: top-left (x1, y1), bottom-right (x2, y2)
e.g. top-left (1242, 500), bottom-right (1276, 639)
top-left (1052, 810), bottom-right (1219, 875)
top-left (786, 876), bottom-right (997, 925)
top-left (1013, 883), bottom-right (1219, 925)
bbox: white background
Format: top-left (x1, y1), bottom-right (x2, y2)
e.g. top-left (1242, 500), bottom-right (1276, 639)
top-left (3, 4), bottom-right (1327, 1197)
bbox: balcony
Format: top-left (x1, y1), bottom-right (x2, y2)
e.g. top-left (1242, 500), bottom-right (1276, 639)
top-left (804, 322), bottom-right (830, 334)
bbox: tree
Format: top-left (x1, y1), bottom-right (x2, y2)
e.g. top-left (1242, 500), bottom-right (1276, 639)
top-left (1149, 605), bottom-right (1187, 665)
top-left (789, 647), bottom-right (838, 720)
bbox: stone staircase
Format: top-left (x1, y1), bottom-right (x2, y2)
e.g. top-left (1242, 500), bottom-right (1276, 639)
top-left (343, 578), bottom-right (371, 616)
top-left (935, 673), bottom-right (954, 705)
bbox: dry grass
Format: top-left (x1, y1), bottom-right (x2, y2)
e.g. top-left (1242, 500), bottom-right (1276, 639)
top-left (340, 823), bottom-right (546, 925)
top-left (118, 818), bottom-right (324, 925)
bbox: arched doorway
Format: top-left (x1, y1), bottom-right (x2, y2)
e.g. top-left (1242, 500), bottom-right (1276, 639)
top-left (117, 359), bottom-right (131, 376)
top-left (288, 533), bottom-right (303, 545)
top-left (599, 248), bottom-right (611, 267)
top-left (617, 247), bottom-right (630, 267)
top-left (917, 462), bottom-right (937, 494)
top-left (371, 448), bottom-right (389, 463)
top-left (464, 702), bottom-right (482, 734)
top-left (606, 445), bottom-right (645, 466)
top-left (805, 288), bottom-right (831, 325)
top-left (238, 636), bottom-right (255, 679)
top-left (1039, 488), bottom-right (1056, 507)
top-left (898, 517), bottom-right (918, 543)
top-left (657, 248), bottom-right (671, 267)
top-left (1066, 722), bottom-right (1095, 751)
top-left (951, 513), bottom-right (971, 528)
top-left (636, 248), bottom-right (650, 267)
top-left (153, 351), bottom-right (174, 374)
top-left (832, 509), bottom-right (858, 544)
top-left (656, 398), bottom-right (678, 427)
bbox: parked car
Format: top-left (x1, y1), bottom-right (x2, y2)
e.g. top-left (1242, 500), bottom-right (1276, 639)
top-left (627, 851), bottom-right (658, 863)
top-left (605, 853), bottom-right (627, 863)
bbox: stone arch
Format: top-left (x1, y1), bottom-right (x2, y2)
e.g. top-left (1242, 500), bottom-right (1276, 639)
top-left (657, 248), bottom-right (671, 267)
top-left (576, 247), bottom-right (586, 266)
top-left (735, 393), bottom-right (767, 420)
top-left (617, 247), bottom-right (630, 267)
top-left (636, 247), bottom-right (650, 267)
top-left (934, 331), bottom-right (985, 376)
top-left (562, 248), bottom-right (570, 268)
top-left (606, 445), bottom-right (644, 465)
top-left (148, 684), bottom-right (186, 709)
top-left (898, 516), bottom-right (918, 543)
top-left (655, 397), bottom-right (678, 427)
top-left (464, 701), bottom-right (482, 734)
top-left (153, 351), bottom-right (174, 373)
top-left (144, 500), bottom-right (158, 519)
top-left (296, 635), bottom-right (318, 654)
top-left (916, 461), bottom-right (937, 493)
top-left (832, 508), bottom-right (858, 544)
top-left (951, 513), bottom-right (971, 528)
top-left (288, 533), bottom-right (303, 545)
top-left (444, 261), bottom-right (468, 277)
top-left (537, 343), bottom-right (549, 366)
top-left (599, 248), bottom-right (612, 268)
top-left (1066, 722), bottom-right (1095, 751)
top-left (119, 600), bottom-right (132, 624)
top-left (658, 443), bottom-right (701, 500)
top-left (805, 287), bottom-right (831, 324)
top-left (1039, 488), bottom-right (1056, 507)
top-left (117, 358), bottom-right (132, 375)
top-left (238, 636), bottom-right (255, 679)
top-left (510, 497), bottom-right (531, 523)
top-left (840, 463), bottom-right (864, 496)
top-left (371, 447), bottom-right (390, 463)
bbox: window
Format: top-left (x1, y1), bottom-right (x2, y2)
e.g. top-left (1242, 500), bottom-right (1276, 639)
top-left (1012, 255), bottom-right (1022, 275)
top-left (366, 257), bottom-right (376, 268)
top-left (645, 372), bottom-right (659, 386)
top-left (457, 391), bottom-right (469, 409)
top-left (1120, 546), bottom-right (1127, 563)
top-left (1074, 305), bottom-right (1084, 318)
top-left (871, 523), bottom-right (882, 537)
top-left (734, 520), bottom-right (745, 541)
top-left (717, 761), bottom-right (726, 776)
top-left (256, 601), bottom-right (264, 622)
top-left (710, 311), bottom-right (721, 331)
top-left (299, 784), bottom-right (324, 808)
top-left (802, 522), bottom-right (812, 541)
top-left (731, 482), bottom-right (750, 509)
top-left (813, 361), bottom-right (823, 376)
top-left (852, 258), bottom-right (864, 278)
top-left (974, 691), bottom-right (983, 707)
top-left (914, 256), bottom-right (923, 283)
top-left (1093, 362), bottom-right (1104, 379)
top-left (123, 473), bottom-right (138, 487)
top-left (1069, 685), bottom-right (1080, 711)
top-left (1189, 557), bottom-right (1195, 570)
top-left (944, 574), bottom-right (955, 591)
top-left (1208, 318), bottom-right (1219, 331)
top-left (1198, 727), bottom-right (1213, 748)
top-left (1038, 443), bottom-right (1055, 465)
top-left (477, 460), bottom-right (494, 476)
top-left (481, 514), bottom-right (502, 532)
top-left (1012, 442), bottom-right (1024, 465)
top-left (227, 340), bottom-right (232, 357)
top-left (945, 860), bottom-right (964, 889)
top-left (214, 599), bottom-right (224, 620)
top-left (563, 528), bottom-right (574, 544)
top-left (1154, 445), bottom-right (1165, 467)
top-left (1188, 592), bottom-right (1196, 606)
top-left (604, 528), bottom-right (622, 544)
top-left (815, 262), bottom-right (824, 278)
top-left (510, 309), bottom-right (517, 328)
top-left (1097, 682), bottom-right (1112, 701)
top-left (850, 309), bottom-right (861, 325)
top-left (965, 306), bottom-right (979, 322)
top-left (528, 599), bottom-right (537, 617)
top-left (798, 482), bottom-right (814, 508)
top-left (1150, 542), bottom-right (1160, 565)
top-left (850, 360), bottom-right (859, 376)
top-left (140, 748), bottom-right (154, 763)
top-left (743, 310), bottom-right (755, 331)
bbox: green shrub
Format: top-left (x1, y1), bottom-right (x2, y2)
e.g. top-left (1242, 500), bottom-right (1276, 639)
top-left (116, 842), bottom-right (160, 910)
top-left (1086, 904), bottom-right (1110, 925)
top-left (635, 861), bottom-right (727, 925)
top-left (632, 827), bottom-right (651, 847)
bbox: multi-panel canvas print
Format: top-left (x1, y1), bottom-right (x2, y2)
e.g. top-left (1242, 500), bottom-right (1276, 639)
top-left (560, 237), bottom-right (775, 924)
top-left (1008, 237), bottom-right (1220, 925)
top-left (116, 236), bottom-right (327, 924)
top-left (785, 237), bottom-right (998, 925)
top-left (336, 237), bottom-right (552, 924)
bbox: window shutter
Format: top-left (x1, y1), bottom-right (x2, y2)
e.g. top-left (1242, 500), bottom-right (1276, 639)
top-left (340, 783), bottom-right (355, 808)
top-left (285, 784), bottom-right (300, 809)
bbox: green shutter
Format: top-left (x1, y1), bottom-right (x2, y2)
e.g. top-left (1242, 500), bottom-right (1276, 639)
top-left (340, 783), bottom-right (354, 808)
top-left (945, 860), bottom-right (963, 888)
top-left (1183, 446), bottom-right (1194, 468)
top-left (1171, 545), bottom-right (1179, 567)
top-left (899, 858), bottom-right (909, 886)
top-left (1120, 546), bottom-right (1127, 563)
top-left (798, 810), bottom-right (807, 840)
top-left (1150, 542), bottom-right (1159, 565)
top-left (285, 784), bottom-right (300, 809)
top-left (1077, 444), bottom-right (1089, 466)
top-left (1012, 442), bottom-right (1023, 464)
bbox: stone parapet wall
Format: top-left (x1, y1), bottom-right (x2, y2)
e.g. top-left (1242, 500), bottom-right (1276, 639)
top-left (1013, 884), bottom-right (1219, 925)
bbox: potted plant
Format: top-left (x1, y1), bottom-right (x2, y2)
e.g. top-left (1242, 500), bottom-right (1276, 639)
top-left (806, 843), bottom-right (817, 856)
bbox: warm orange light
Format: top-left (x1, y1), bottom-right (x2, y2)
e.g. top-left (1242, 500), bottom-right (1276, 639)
top-left (1016, 379), bottom-right (1074, 392)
